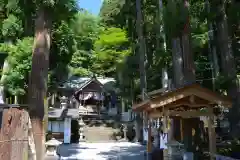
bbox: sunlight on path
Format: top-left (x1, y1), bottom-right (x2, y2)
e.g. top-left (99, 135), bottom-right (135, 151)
top-left (59, 142), bottom-right (145, 160)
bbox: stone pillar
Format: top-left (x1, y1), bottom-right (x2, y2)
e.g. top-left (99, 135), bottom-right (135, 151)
top-left (78, 117), bottom-right (85, 142)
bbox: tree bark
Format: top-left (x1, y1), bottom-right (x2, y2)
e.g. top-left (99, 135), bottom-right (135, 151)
top-left (172, 38), bottom-right (184, 87)
top-left (135, 0), bottom-right (147, 142)
top-left (181, 1), bottom-right (199, 155)
top-left (182, 0), bottom-right (195, 84)
top-left (0, 58), bottom-right (9, 103)
top-left (206, 0), bottom-right (219, 85)
top-left (28, 7), bottom-right (51, 160)
top-left (216, 0), bottom-right (240, 135)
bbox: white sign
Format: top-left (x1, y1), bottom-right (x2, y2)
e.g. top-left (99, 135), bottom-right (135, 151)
top-left (64, 118), bottom-right (71, 144)
top-left (143, 128), bottom-right (148, 141)
top-left (160, 133), bottom-right (168, 149)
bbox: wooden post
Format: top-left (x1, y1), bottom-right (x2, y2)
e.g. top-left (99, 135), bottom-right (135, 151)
top-left (180, 118), bottom-right (183, 141)
top-left (163, 114), bottom-right (168, 160)
top-left (208, 115), bottom-right (216, 160)
top-left (147, 116), bottom-right (152, 159)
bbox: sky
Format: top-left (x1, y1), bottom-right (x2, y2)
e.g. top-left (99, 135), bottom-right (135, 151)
top-left (78, 0), bottom-right (103, 15)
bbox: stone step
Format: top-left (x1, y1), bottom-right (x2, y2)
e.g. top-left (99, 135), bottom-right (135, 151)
top-left (83, 126), bottom-right (118, 142)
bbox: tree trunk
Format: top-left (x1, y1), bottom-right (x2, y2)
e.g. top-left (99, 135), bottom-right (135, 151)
top-left (216, 0), bottom-right (240, 135)
top-left (182, 0), bottom-right (195, 84)
top-left (156, 0), bottom-right (168, 148)
top-left (28, 7), bottom-right (51, 160)
top-left (171, 37), bottom-right (184, 142)
top-left (181, 0), bottom-right (199, 155)
top-left (172, 38), bottom-right (185, 87)
top-left (135, 0), bottom-right (147, 142)
top-left (14, 95), bottom-right (18, 104)
top-left (206, 0), bottom-right (220, 91)
top-left (0, 58), bottom-right (9, 103)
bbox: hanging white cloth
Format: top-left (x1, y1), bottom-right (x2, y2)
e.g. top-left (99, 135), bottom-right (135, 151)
top-left (93, 92), bottom-right (100, 100)
top-left (160, 133), bottom-right (168, 149)
top-left (79, 92), bottom-right (93, 100)
top-left (79, 92), bottom-right (105, 101)
top-left (143, 128), bottom-right (148, 141)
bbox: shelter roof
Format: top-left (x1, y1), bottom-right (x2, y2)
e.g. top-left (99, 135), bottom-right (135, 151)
top-left (133, 83), bottom-right (232, 112)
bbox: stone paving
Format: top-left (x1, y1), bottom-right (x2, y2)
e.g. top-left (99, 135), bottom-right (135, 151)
top-left (57, 142), bottom-right (146, 160)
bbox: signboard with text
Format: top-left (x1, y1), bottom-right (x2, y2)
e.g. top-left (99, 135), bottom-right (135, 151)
top-left (64, 118), bottom-right (71, 144)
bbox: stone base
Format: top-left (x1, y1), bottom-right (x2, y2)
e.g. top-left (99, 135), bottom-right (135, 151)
top-left (118, 138), bottom-right (128, 142)
top-left (79, 138), bottom-right (86, 142)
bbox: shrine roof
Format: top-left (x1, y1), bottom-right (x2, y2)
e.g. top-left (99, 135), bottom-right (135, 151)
top-left (58, 76), bottom-right (115, 91)
top-left (133, 83), bottom-right (232, 112)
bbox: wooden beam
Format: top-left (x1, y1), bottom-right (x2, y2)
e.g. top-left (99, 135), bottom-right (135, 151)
top-left (137, 88), bottom-right (167, 98)
top-left (151, 92), bottom-right (189, 109)
top-left (180, 118), bottom-right (183, 141)
top-left (188, 88), bottom-right (232, 107)
top-left (151, 95), bottom-right (215, 111)
top-left (148, 88), bottom-right (167, 97)
top-left (166, 103), bottom-right (212, 109)
top-left (149, 109), bottom-right (214, 118)
top-left (132, 100), bottom-right (150, 111)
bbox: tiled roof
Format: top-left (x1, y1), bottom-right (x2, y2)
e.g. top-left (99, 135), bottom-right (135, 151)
top-left (58, 76), bottom-right (91, 89)
top-left (58, 76), bottom-right (115, 91)
top-left (48, 108), bottom-right (79, 119)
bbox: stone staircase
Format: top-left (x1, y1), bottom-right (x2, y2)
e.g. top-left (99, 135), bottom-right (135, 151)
top-left (84, 125), bottom-right (118, 142)
top-left (82, 114), bottom-right (122, 142)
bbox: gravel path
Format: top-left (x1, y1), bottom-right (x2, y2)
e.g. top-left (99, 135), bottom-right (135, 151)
top-left (57, 142), bottom-right (146, 160)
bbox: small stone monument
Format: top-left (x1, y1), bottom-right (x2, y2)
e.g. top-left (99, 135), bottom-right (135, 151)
top-left (78, 117), bottom-right (85, 142)
top-left (45, 138), bottom-right (62, 157)
top-left (166, 140), bottom-right (185, 159)
top-left (60, 96), bottom-right (68, 109)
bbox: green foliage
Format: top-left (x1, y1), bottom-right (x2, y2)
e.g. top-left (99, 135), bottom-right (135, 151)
top-left (68, 11), bottom-right (101, 77)
top-left (92, 27), bottom-right (130, 77)
top-left (1, 0), bottom-right (79, 95)
top-left (0, 0), bottom-right (238, 105)
top-left (1, 14), bottom-right (23, 39)
top-left (99, 0), bottom-right (126, 27)
top-left (0, 38), bottom-right (33, 95)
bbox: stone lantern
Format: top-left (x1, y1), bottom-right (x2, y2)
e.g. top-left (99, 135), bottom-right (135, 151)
top-left (166, 140), bottom-right (185, 159)
top-left (60, 96), bottom-right (68, 109)
top-left (78, 116), bottom-right (85, 142)
top-left (45, 138), bottom-right (62, 156)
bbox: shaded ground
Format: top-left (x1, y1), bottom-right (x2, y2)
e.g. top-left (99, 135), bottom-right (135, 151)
top-left (58, 142), bottom-right (145, 160)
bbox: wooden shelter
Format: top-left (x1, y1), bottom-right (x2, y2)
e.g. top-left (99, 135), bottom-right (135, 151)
top-left (133, 83), bottom-right (232, 160)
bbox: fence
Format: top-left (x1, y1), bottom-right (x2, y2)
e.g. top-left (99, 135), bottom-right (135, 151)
top-left (0, 105), bottom-right (30, 160)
